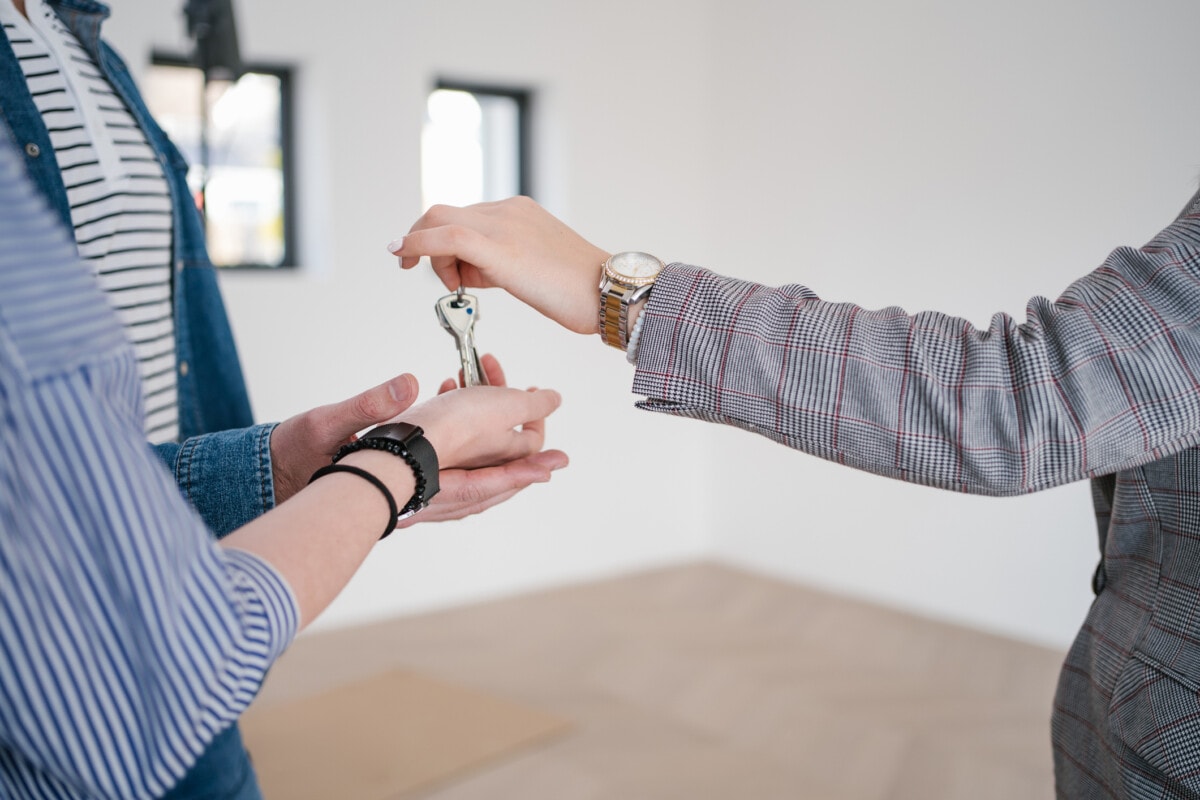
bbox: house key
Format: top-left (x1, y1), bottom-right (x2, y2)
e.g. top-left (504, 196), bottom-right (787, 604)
top-left (435, 287), bottom-right (488, 386)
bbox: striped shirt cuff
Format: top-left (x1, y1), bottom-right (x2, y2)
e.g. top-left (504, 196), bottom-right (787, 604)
top-left (221, 547), bottom-right (301, 666)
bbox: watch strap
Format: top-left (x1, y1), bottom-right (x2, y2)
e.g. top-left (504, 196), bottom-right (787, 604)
top-left (599, 279), bottom-right (654, 349)
top-left (352, 422), bottom-right (441, 519)
top-left (599, 280), bottom-right (632, 349)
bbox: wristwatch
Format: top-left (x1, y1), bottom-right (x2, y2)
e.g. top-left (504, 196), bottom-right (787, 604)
top-left (598, 251), bottom-right (665, 349)
top-left (359, 422), bottom-right (440, 520)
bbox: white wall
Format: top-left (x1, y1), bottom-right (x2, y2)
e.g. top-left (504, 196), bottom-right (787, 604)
top-left (105, 0), bottom-right (722, 632)
top-left (701, 0), bottom-right (1200, 646)
top-left (103, 0), bottom-right (1200, 647)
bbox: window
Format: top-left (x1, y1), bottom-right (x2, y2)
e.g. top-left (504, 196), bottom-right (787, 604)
top-left (142, 54), bottom-right (295, 268)
top-left (422, 81), bottom-right (531, 209)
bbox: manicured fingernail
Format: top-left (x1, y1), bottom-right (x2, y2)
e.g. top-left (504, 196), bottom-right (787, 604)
top-left (387, 238), bottom-right (404, 254)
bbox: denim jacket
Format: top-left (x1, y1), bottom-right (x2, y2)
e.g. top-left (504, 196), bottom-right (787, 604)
top-left (0, 0), bottom-right (276, 536)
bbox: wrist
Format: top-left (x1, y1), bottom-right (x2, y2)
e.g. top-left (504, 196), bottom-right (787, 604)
top-left (341, 422), bottom-right (441, 520)
top-left (307, 449), bottom-right (413, 540)
top-left (268, 421), bottom-right (307, 505)
top-left (338, 450), bottom-right (416, 501)
top-left (583, 252), bottom-right (611, 334)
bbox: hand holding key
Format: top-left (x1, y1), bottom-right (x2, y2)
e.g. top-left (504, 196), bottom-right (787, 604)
top-left (436, 287), bottom-right (488, 387)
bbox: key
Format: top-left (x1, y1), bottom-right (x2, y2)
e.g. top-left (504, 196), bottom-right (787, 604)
top-left (435, 288), bottom-right (489, 387)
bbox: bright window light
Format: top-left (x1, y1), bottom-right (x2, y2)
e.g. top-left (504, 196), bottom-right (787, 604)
top-left (421, 84), bottom-right (529, 210)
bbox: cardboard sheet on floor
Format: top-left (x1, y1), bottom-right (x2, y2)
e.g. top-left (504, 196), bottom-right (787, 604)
top-left (239, 668), bottom-right (570, 799)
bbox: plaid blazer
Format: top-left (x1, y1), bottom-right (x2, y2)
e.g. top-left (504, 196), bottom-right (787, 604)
top-left (633, 187), bottom-right (1200, 798)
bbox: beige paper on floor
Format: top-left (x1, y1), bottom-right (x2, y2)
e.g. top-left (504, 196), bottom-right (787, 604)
top-left (239, 669), bottom-right (570, 799)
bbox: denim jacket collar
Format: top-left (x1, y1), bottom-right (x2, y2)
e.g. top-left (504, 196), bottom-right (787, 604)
top-left (45, 0), bottom-right (111, 62)
top-left (0, 0), bottom-right (255, 440)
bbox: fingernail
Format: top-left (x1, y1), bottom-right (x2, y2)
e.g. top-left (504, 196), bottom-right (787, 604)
top-left (387, 237), bottom-right (404, 254)
top-left (388, 374), bottom-right (416, 403)
top-left (532, 451), bottom-right (569, 470)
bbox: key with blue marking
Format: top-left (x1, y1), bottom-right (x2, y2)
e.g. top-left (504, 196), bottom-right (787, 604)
top-left (435, 287), bottom-right (488, 387)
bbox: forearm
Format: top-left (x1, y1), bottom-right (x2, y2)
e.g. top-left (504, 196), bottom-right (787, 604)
top-left (633, 211), bottom-right (1200, 495)
top-left (2, 427), bottom-right (300, 798)
top-left (222, 450), bottom-right (414, 628)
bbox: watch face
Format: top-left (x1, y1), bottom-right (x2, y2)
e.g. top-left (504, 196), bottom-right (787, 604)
top-left (607, 251), bottom-right (664, 286)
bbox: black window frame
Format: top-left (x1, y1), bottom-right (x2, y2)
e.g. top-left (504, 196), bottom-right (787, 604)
top-left (149, 50), bottom-right (298, 270)
top-left (433, 78), bottom-right (533, 199)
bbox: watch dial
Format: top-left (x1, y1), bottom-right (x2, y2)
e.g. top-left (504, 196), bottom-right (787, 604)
top-left (610, 251), bottom-right (663, 283)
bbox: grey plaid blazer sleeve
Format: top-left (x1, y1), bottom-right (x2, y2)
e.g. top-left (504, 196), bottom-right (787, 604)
top-left (632, 201), bottom-right (1200, 496)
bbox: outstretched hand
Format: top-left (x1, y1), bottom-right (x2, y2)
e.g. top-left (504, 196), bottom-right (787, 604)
top-left (229, 361), bottom-right (563, 630)
top-left (269, 357), bottom-right (568, 525)
top-left (390, 196), bottom-right (610, 334)
top-left (400, 354), bottom-right (568, 527)
top-left (398, 364), bottom-right (561, 471)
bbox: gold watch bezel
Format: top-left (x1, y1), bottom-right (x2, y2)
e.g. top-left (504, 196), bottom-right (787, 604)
top-left (603, 251), bottom-right (664, 287)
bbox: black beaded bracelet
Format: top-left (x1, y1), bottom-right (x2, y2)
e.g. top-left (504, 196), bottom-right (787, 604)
top-left (308, 463), bottom-right (398, 540)
top-left (332, 430), bottom-right (437, 522)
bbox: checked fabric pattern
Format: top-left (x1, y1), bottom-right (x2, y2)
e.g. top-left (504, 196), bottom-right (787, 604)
top-left (633, 188), bottom-right (1200, 798)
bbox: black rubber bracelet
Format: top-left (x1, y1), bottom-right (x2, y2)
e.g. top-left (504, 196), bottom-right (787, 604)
top-left (308, 463), bottom-right (398, 540)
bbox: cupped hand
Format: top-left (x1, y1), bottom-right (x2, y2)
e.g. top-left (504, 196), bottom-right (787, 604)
top-left (270, 373), bottom-right (419, 505)
top-left (397, 450), bottom-right (568, 529)
top-left (403, 354), bottom-right (568, 526)
top-left (389, 196), bottom-right (610, 334)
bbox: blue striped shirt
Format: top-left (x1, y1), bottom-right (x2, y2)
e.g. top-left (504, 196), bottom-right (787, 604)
top-left (0, 132), bottom-right (299, 798)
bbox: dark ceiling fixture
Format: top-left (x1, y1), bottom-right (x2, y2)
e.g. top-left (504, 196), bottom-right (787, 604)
top-left (182, 0), bottom-right (243, 216)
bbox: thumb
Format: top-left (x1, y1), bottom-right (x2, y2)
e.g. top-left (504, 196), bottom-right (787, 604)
top-left (311, 373), bottom-right (419, 446)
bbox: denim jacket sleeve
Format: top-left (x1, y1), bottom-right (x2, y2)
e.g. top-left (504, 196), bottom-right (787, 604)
top-left (154, 423), bottom-right (279, 538)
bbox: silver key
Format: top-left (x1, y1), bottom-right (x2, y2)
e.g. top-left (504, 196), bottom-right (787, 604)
top-left (435, 288), bottom-right (488, 387)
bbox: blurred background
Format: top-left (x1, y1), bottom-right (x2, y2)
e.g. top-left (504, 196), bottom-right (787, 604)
top-left (105, 0), bottom-right (1200, 650)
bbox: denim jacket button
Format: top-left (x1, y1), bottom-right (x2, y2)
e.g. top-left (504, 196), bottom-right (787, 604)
top-left (24, 142), bottom-right (40, 158)
top-left (179, 360), bottom-right (189, 377)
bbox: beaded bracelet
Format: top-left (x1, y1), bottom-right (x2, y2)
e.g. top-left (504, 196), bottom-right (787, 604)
top-left (625, 302), bottom-right (648, 364)
top-left (308, 463), bottom-right (398, 539)
top-left (333, 436), bottom-right (429, 523)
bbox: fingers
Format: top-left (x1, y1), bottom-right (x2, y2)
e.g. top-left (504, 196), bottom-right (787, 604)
top-left (391, 204), bottom-right (511, 289)
top-left (522, 387), bottom-right (563, 421)
top-left (504, 425), bottom-right (547, 461)
top-left (450, 388), bottom-right (558, 466)
top-left (393, 210), bottom-right (472, 276)
top-left (481, 353), bottom-right (507, 386)
top-left (492, 388), bottom-right (561, 451)
top-left (268, 373), bottom-right (419, 505)
top-left (439, 355), bottom-right (504, 392)
top-left (401, 384), bottom-right (562, 470)
top-left (519, 385), bottom-right (545, 438)
top-left (317, 374), bottom-right (419, 443)
top-left (396, 487), bottom-right (520, 529)
top-left (428, 254), bottom-right (461, 291)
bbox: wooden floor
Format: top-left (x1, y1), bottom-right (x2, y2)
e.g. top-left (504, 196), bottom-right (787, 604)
top-left (253, 562), bottom-right (1067, 800)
